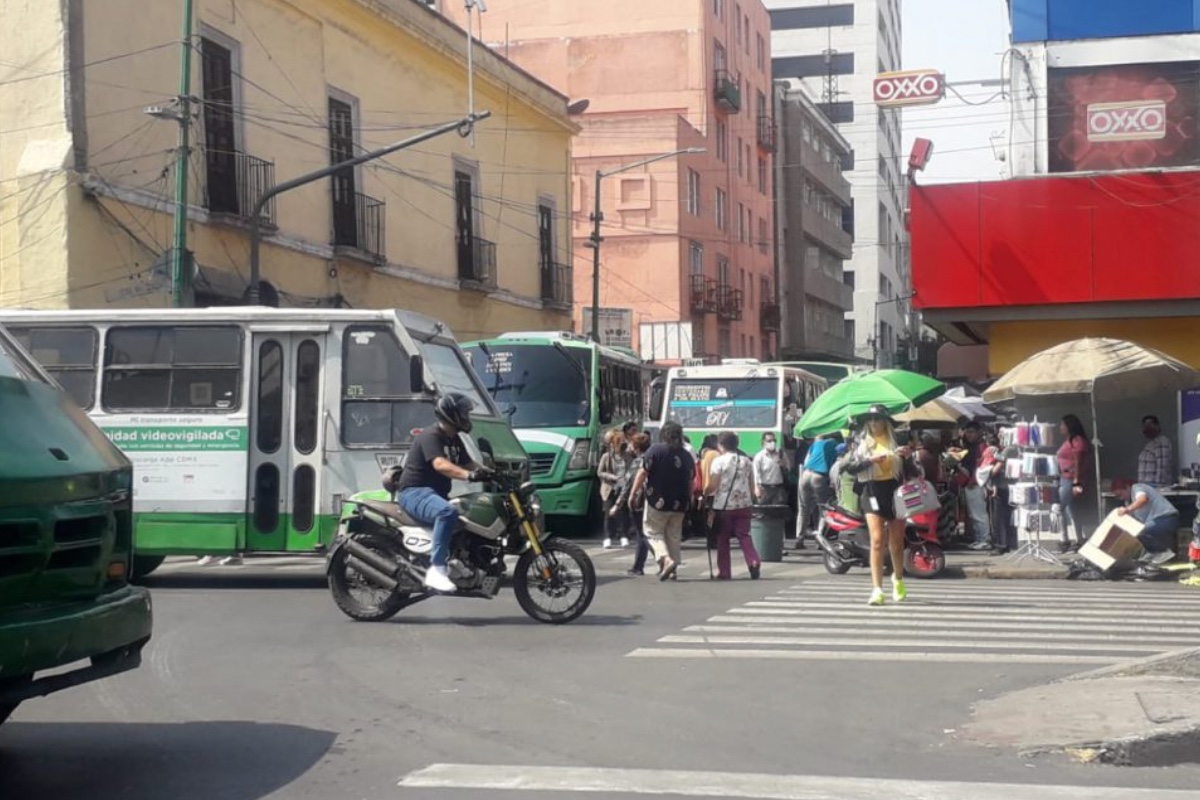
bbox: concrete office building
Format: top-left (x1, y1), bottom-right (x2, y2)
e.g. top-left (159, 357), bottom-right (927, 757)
top-left (766, 0), bottom-right (909, 366)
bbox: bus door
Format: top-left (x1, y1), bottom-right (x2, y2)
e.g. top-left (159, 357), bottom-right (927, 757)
top-left (247, 330), bottom-right (327, 552)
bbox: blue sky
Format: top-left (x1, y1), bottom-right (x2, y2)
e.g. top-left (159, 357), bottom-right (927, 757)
top-left (902, 0), bottom-right (1013, 183)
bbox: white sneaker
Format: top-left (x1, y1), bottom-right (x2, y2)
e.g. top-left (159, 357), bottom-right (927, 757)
top-left (424, 565), bottom-right (456, 593)
top-left (219, 555), bottom-right (243, 566)
top-left (620, 537), bottom-right (630, 548)
top-left (602, 538), bottom-right (613, 549)
top-left (196, 556), bottom-right (216, 566)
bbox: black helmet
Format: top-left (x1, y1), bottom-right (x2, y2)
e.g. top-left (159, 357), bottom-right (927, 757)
top-left (435, 391), bottom-right (475, 433)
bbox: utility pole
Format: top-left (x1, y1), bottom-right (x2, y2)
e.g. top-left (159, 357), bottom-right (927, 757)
top-left (170, 0), bottom-right (194, 308)
top-left (585, 148), bottom-right (704, 341)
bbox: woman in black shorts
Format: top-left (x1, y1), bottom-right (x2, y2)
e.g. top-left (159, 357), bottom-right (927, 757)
top-left (844, 405), bottom-right (912, 606)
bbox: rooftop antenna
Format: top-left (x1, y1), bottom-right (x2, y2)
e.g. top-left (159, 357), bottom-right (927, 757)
top-left (464, 0), bottom-right (488, 147)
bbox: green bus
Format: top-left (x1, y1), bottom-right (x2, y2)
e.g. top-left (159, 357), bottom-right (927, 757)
top-left (463, 332), bottom-right (644, 522)
top-left (651, 360), bottom-right (828, 454)
top-left (0, 308), bottom-right (529, 578)
top-left (0, 324), bottom-right (152, 726)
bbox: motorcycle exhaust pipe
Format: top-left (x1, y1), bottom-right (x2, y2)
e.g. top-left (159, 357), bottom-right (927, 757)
top-left (346, 555), bottom-right (399, 591)
top-left (344, 537), bottom-right (400, 575)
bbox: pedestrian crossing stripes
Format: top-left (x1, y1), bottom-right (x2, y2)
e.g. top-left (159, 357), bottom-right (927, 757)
top-left (583, 542), bottom-right (819, 581)
top-left (628, 577), bottom-right (1200, 664)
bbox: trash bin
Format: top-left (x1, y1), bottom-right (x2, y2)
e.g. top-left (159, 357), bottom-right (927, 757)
top-left (751, 505), bottom-right (788, 562)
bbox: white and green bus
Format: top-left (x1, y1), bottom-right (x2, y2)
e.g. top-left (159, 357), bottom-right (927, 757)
top-left (462, 332), bottom-right (644, 522)
top-left (0, 308), bottom-right (529, 578)
top-left (651, 360), bottom-right (828, 454)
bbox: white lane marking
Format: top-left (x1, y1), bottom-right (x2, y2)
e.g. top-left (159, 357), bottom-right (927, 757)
top-left (398, 763), bottom-right (1199, 798)
top-left (778, 587), bottom-right (1200, 603)
top-left (657, 634), bottom-right (1171, 654)
top-left (737, 602), bottom-right (1194, 622)
top-left (704, 614), bottom-right (1197, 635)
top-left (626, 648), bottom-right (1125, 665)
top-left (682, 625), bottom-right (1200, 645)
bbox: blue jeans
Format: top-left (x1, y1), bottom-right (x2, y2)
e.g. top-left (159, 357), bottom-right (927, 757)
top-left (397, 487), bottom-right (458, 568)
top-left (1140, 515), bottom-right (1179, 553)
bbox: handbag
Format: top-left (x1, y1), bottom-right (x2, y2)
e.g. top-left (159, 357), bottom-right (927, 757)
top-left (893, 479), bottom-right (939, 520)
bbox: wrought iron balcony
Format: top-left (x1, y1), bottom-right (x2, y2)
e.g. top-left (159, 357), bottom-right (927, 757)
top-left (204, 149), bottom-right (276, 227)
top-left (333, 190), bottom-right (385, 262)
top-left (459, 236), bottom-right (496, 285)
top-left (540, 261), bottom-right (573, 308)
top-left (716, 284), bottom-right (744, 321)
top-left (760, 301), bottom-right (781, 333)
top-left (714, 69), bottom-right (741, 113)
top-left (757, 115), bottom-right (777, 152)
top-left (688, 274), bottom-right (718, 314)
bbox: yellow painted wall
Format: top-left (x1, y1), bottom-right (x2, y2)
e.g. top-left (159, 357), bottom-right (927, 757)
top-left (989, 318), bottom-right (1200, 375)
top-left (0, 0), bottom-right (574, 339)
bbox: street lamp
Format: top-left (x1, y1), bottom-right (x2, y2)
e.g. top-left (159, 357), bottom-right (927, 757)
top-left (585, 147), bottom-right (705, 342)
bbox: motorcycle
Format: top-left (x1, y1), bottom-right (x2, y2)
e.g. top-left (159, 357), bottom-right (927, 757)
top-left (327, 466), bottom-right (596, 625)
top-left (813, 503), bottom-right (947, 579)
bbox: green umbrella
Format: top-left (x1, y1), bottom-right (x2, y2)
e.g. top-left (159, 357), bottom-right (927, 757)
top-left (794, 369), bottom-right (946, 438)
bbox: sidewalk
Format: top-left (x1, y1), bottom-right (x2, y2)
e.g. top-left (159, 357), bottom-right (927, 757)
top-left (962, 648), bottom-right (1200, 766)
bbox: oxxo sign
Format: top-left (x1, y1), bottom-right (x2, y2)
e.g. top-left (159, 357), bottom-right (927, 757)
top-left (1086, 100), bottom-right (1167, 142)
top-left (873, 69), bottom-right (945, 108)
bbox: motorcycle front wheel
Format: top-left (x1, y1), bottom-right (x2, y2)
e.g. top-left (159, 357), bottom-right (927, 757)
top-left (328, 533), bottom-right (411, 622)
top-left (513, 539), bottom-right (596, 624)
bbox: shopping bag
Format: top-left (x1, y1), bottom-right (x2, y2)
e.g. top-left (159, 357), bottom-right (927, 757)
top-left (893, 479), bottom-right (939, 520)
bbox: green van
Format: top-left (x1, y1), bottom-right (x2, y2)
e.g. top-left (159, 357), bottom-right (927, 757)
top-left (0, 325), bottom-right (152, 727)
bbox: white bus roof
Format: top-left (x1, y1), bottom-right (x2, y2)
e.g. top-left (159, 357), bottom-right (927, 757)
top-left (666, 363), bottom-right (826, 383)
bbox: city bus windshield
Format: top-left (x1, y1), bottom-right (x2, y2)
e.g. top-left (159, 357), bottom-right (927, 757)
top-left (666, 377), bottom-right (780, 429)
top-left (465, 344), bottom-right (592, 428)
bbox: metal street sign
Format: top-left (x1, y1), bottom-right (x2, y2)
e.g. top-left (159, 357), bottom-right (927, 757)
top-left (874, 69), bottom-right (945, 108)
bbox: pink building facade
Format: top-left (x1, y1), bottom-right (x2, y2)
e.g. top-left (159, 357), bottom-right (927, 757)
top-left (439, 0), bottom-right (777, 361)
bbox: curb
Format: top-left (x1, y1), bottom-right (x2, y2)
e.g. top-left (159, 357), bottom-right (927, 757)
top-left (1062, 646), bottom-right (1200, 682)
top-left (1022, 726), bottom-right (1200, 767)
top-left (961, 564), bottom-right (1070, 580)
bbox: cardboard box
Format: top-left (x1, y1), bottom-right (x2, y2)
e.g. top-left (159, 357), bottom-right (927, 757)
top-left (1079, 509), bottom-right (1146, 571)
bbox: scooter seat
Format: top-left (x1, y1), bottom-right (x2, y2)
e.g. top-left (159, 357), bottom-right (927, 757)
top-left (827, 505), bottom-right (865, 523)
top-left (356, 498), bottom-right (420, 528)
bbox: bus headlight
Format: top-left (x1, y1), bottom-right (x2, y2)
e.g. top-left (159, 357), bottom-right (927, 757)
top-left (567, 439), bottom-right (591, 471)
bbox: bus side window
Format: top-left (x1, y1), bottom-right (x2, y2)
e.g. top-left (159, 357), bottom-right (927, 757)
top-left (103, 326), bottom-right (241, 411)
top-left (647, 377), bottom-right (664, 422)
top-left (8, 325), bottom-right (98, 409)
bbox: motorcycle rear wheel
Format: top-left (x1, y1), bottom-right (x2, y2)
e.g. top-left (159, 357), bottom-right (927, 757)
top-left (328, 534), bottom-right (411, 622)
top-left (905, 542), bottom-right (946, 579)
top-left (823, 551), bottom-right (852, 575)
top-left (514, 539), bottom-right (596, 624)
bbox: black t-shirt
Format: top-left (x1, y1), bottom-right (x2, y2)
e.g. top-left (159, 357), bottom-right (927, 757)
top-left (395, 426), bottom-right (470, 498)
top-left (642, 443), bottom-right (695, 512)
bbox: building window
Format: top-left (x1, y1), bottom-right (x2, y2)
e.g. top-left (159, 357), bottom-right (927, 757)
top-left (715, 188), bottom-right (727, 231)
top-left (455, 163), bottom-right (488, 283)
top-left (714, 41), bottom-right (727, 74)
top-left (718, 326), bottom-right (731, 356)
top-left (200, 35), bottom-right (240, 216)
top-left (329, 95), bottom-right (360, 247)
top-left (843, 270), bottom-right (856, 290)
top-left (737, 137), bottom-right (744, 177)
top-left (758, 217), bottom-right (768, 254)
top-left (735, 5), bottom-right (742, 44)
top-left (103, 326), bottom-right (242, 412)
top-left (757, 157), bottom-right (767, 194)
top-left (737, 202), bottom-right (747, 242)
top-left (713, 0), bottom-right (723, 20)
top-left (716, 120), bottom-right (727, 161)
top-left (844, 319), bottom-right (855, 343)
top-left (689, 241), bottom-right (704, 275)
top-left (743, 13), bottom-right (751, 53)
top-left (687, 168), bottom-right (701, 216)
top-left (756, 33), bottom-right (765, 72)
top-left (717, 256), bottom-right (729, 286)
top-left (760, 276), bottom-right (770, 303)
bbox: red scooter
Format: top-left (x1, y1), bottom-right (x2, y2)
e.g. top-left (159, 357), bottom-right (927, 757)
top-left (814, 503), bottom-right (946, 579)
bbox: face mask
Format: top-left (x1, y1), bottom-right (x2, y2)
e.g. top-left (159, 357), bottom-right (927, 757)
top-left (765, 441), bottom-right (777, 452)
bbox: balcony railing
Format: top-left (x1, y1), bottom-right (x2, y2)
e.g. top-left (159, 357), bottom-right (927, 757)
top-left (760, 301), bottom-right (781, 333)
top-left (714, 69), bottom-right (741, 113)
top-left (716, 284), bottom-right (744, 321)
top-left (540, 260), bottom-right (573, 308)
top-left (204, 150), bottom-right (276, 227)
top-left (688, 274), bottom-right (718, 314)
top-left (332, 190), bottom-right (385, 262)
top-left (459, 236), bottom-right (496, 285)
top-left (756, 115), bottom-right (776, 152)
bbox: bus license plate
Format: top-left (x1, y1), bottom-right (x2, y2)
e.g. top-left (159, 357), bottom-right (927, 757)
top-left (375, 453), bottom-right (405, 471)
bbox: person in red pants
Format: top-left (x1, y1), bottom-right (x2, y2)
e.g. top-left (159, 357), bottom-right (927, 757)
top-left (705, 431), bottom-right (762, 580)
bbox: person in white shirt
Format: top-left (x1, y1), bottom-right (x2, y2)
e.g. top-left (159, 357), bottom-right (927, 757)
top-left (706, 431), bottom-right (762, 580)
top-left (752, 432), bottom-right (787, 507)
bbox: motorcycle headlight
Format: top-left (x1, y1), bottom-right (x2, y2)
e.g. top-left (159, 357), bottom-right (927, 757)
top-left (567, 438), bottom-right (591, 471)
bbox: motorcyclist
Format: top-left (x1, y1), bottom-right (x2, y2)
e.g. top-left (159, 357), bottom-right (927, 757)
top-left (391, 392), bottom-right (494, 592)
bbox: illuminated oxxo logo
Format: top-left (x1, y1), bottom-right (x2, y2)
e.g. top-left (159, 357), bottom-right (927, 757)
top-left (873, 69), bottom-right (945, 108)
top-left (1087, 100), bottom-right (1167, 142)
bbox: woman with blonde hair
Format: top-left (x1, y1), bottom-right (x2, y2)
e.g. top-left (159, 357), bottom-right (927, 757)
top-left (843, 404), bottom-right (912, 606)
top-left (597, 428), bottom-right (632, 548)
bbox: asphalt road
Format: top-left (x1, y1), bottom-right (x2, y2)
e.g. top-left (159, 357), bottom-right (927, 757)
top-left (4, 543), bottom-right (1200, 799)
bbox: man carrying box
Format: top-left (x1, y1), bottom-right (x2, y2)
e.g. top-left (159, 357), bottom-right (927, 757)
top-left (1113, 478), bottom-right (1179, 561)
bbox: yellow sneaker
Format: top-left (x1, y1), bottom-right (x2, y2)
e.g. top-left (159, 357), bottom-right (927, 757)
top-left (892, 579), bottom-right (907, 603)
top-left (868, 588), bottom-right (886, 606)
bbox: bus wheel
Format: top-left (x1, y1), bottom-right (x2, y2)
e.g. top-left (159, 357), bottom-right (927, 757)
top-left (131, 555), bottom-right (166, 582)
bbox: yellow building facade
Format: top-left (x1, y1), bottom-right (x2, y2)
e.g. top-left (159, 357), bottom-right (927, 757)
top-left (0, 0), bottom-right (575, 338)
